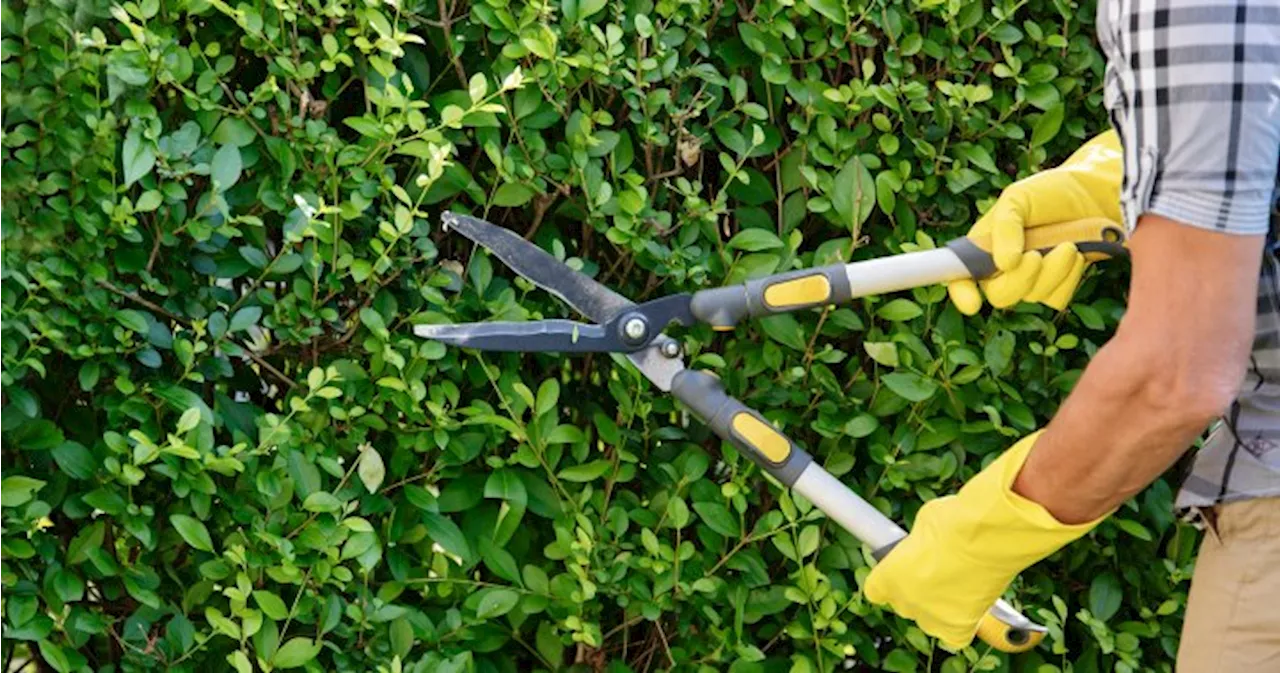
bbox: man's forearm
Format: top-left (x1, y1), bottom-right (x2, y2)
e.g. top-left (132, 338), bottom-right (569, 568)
top-left (1013, 331), bottom-right (1226, 524)
top-left (1012, 216), bottom-right (1262, 525)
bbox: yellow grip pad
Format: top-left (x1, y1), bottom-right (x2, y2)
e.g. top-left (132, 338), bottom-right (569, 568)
top-left (731, 413), bottom-right (791, 463)
top-left (976, 611), bottom-right (1045, 653)
top-left (763, 275), bottom-right (831, 309)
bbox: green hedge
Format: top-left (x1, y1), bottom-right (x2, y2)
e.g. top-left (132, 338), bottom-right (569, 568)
top-left (1, 0), bottom-right (1196, 671)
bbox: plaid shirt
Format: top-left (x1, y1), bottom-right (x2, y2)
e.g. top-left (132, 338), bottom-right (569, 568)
top-left (1096, 0), bottom-right (1280, 508)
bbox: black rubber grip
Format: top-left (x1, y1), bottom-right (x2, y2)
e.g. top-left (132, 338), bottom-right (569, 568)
top-left (945, 238), bottom-right (998, 279)
top-left (870, 538), bottom-right (901, 562)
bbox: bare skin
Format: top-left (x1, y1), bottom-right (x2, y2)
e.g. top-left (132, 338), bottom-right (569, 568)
top-left (1013, 214), bottom-right (1265, 525)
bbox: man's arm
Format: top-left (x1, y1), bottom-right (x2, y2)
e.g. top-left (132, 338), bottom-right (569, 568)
top-left (1014, 215), bottom-right (1264, 524)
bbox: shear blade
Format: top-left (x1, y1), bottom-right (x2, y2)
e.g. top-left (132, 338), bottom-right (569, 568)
top-left (442, 212), bottom-right (632, 324)
top-left (414, 320), bottom-right (615, 352)
top-left (435, 213), bottom-right (686, 390)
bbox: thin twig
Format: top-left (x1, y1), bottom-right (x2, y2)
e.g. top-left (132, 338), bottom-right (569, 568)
top-left (654, 620), bottom-right (676, 669)
top-left (97, 280), bottom-right (186, 325)
top-left (438, 0), bottom-right (466, 83)
top-left (96, 280), bottom-right (297, 389)
top-left (146, 223), bottom-right (163, 273)
top-left (644, 166), bottom-right (684, 184)
top-left (246, 350), bottom-right (297, 389)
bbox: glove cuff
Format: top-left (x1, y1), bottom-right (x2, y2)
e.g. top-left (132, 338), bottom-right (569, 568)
top-left (949, 431), bottom-right (1106, 568)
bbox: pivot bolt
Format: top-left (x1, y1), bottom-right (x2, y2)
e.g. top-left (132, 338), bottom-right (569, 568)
top-left (660, 340), bottom-right (681, 359)
top-left (622, 316), bottom-right (648, 343)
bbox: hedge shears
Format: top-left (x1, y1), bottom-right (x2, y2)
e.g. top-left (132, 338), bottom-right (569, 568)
top-left (417, 212), bottom-right (1127, 653)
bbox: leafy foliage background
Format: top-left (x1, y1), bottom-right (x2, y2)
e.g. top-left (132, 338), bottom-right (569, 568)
top-left (1, 0), bottom-right (1198, 671)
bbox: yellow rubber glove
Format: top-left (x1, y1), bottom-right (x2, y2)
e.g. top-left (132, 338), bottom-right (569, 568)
top-left (864, 432), bottom-right (1108, 650)
top-left (949, 131), bottom-right (1124, 315)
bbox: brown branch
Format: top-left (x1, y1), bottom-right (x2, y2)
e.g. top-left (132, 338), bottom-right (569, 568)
top-left (438, 0), bottom-right (467, 83)
top-left (522, 184), bottom-right (570, 241)
top-left (246, 350), bottom-right (297, 389)
top-left (644, 166), bottom-right (684, 184)
top-left (97, 280), bottom-right (187, 325)
top-left (96, 280), bottom-right (297, 390)
top-left (330, 257), bottom-right (422, 348)
top-left (654, 620), bottom-right (675, 668)
top-left (145, 223), bottom-right (163, 274)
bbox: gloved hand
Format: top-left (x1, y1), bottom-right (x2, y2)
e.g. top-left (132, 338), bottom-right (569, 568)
top-left (949, 131), bottom-right (1124, 315)
top-left (863, 432), bottom-right (1108, 650)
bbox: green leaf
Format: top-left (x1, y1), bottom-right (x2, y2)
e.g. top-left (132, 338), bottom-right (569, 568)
top-left (272, 638), bottom-right (321, 669)
top-left (881, 373), bottom-right (938, 402)
top-left (759, 314), bottom-right (807, 351)
top-left (989, 23), bottom-right (1023, 44)
top-left (881, 649), bottom-right (917, 673)
top-left (357, 445), bottom-right (385, 493)
top-left (359, 308), bottom-right (388, 339)
top-left (727, 228), bottom-right (784, 252)
top-left (577, 0), bottom-right (606, 20)
top-left (536, 622), bottom-right (564, 669)
top-left (303, 492), bottom-right (342, 513)
top-left (115, 309), bottom-right (150, 333)
top-left (693, 502), bottom-right (741, 537)
top-left (211, 144), bottom-right (243, 190)
top-left (863, 342), bottom-right (899, 367)
top-left (52, 569), bottom-right (84, 603)
top-left (344, 116), bottom-right (385, 139)
top-left (984, 330), bottom-right (1015, 375)
top-left (558, 460), bottom-right (612, 482)
top-left (422, 512), bottom-right (473, 560)
top-left (876, 299), bottom-right (922, 321)
top-left (634, 14), bottom-right (654, 38)
top-left (254, 591), bottom-right (290, 620)
top-left (1, 476), bottom-right (46, 507)
top-left (804, 0), bottom-right (846, 23)
top-left (78, 361), bottom-right (101, 391)
top-left (520, 25), bottom-right (557, 59)
top-left (535, 378), bottom-right (559, 417)
top-left (493, 183), bottom-right (536, 207)
top-left (1088, 573), bottom-right (1123, 621)
top-left (1113, 518), bottom-right (1153, 541)
top-left (228, 651), bottom-right (253, 673)
top-left (212, 118), bottom-right (257, 147)
top-left (1072, 304), bottom-right (1106, 330)
top-left (957, 144), bottom-right (998, 173)
top-left (52, 442), bottom-right (95, 480)
top-left (1030, 104), bottom-right (1065, 149)
top-left (176, 407), bottom-right (202, 433)
top-left (484, 469), bottom-right (529, 506)
top-left (38, 640), bottom-right (74, 673)
top-left (170, 514), bottom-right (214, 552)
top-left (135, 190), bottom-right (163, 212)
top-left (475, 588), bottom-right (520, 618)
top-left (845, 414), bottom-right (879, 438)
top-left (404, 485), bottom-right (438, 512)
top-left (390, 617), bottom-right (414, 658)
top-left (122, 126), bottom-right (156, 188)
top-left (228, 306), bottom-right (262, 333)
top-left (830, 157), bottom-right (875, 233)
top-left (67, 522), bottom-right (106, 564)
top-left (1025, 82), bottom-right (1061, 111)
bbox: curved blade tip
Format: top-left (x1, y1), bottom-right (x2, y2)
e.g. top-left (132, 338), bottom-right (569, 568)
top-left (413, 324), bottom-right (455, 340)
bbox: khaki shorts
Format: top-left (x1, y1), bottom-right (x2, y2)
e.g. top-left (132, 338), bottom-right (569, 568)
top-left (1177, 497), bottom-right (1280, 672)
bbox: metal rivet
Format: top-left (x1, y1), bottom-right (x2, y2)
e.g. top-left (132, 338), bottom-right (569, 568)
top-left (660, 341), bottom-right (681, 358)
top-left (623, 317), bottom-right (647, 341)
